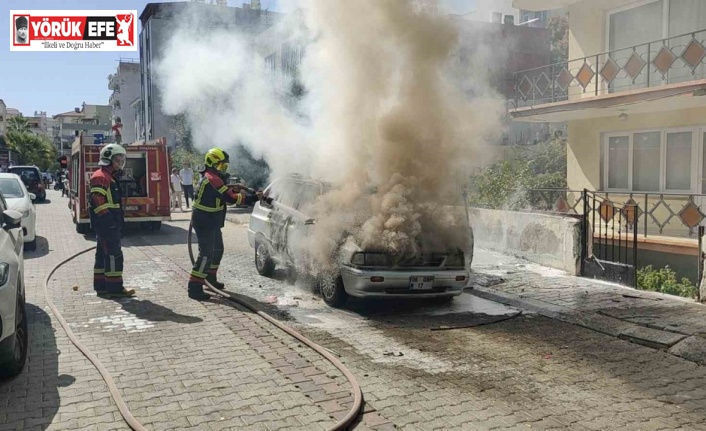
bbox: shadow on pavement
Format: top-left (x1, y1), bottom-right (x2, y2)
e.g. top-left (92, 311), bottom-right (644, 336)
top-left (109, 298), bottom-right (203, 324)
top-left (0, 303), bottom-right (65, 430)
top-left (23, 236), bottom-right (50, 260)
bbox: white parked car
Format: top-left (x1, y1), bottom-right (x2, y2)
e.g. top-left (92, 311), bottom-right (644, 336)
top-left (0, 198), bottom-right (27, 379)
top-left (0, 174), bottom-right (37, 251)
top-left (248, 174), bottom-right (473, 308)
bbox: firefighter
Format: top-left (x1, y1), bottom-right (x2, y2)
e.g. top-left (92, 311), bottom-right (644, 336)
top-left (90, 144), bottom-right (135, 297)
top-left (188, 148), bottom-right (267, 301)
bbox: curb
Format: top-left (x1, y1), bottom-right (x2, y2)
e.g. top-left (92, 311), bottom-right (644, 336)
top-left (470, 286), bottom-right (706, 365)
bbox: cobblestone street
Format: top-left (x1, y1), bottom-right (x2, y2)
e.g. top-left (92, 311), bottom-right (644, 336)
top-left (3, 191), bottom-right (706, 430)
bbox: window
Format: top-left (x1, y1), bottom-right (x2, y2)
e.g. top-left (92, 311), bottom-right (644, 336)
top-left (604, 127), bottom-right (699, 193)
top-left (0, 179), bottom-right (25, 199)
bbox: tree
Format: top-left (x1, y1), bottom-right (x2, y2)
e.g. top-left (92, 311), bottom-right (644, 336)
top-left (169, 147), bottom-right (203, 171)
top-left (547, 14), bottom-right (569, 64)
top-left (469, 137), bottom-right (567, 209)
top-left (5, 130), bottom-right (57, 170)
top-left (7, 115), bottom-right (30, 134)
top-left (171, 114), bottom-right (194, 152)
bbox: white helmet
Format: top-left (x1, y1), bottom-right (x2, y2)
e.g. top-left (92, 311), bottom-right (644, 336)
top-left (99, 144), bottom-right (127, 168)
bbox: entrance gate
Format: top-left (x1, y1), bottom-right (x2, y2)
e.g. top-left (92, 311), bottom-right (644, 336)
top-left (581, 190), bottom-right (638, 287)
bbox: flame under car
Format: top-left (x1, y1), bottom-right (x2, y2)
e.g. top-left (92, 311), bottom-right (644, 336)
top-left (247, 174), bottom-right (473, 307)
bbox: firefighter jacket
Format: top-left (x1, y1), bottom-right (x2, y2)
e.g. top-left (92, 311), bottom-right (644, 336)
top-left (89, 165), bottom-right (123, 230)
top-left (192, 168), bottom-right (251, 229)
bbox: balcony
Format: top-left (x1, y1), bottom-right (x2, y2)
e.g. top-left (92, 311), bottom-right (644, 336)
top-left (510, 29), bottom-right (706, 121)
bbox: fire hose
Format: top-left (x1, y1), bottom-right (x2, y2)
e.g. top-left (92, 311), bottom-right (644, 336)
top-left (41, 224), bottom-right (362, 431)
top-left (187, 221), bottom-right (363, 431)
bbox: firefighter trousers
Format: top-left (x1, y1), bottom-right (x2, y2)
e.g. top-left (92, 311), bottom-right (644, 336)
top-left (188, 226), bottom-right (224, 292)
top-left (94, 227), bottom-right (124, 293)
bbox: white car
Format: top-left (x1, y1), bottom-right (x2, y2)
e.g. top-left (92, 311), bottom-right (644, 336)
top-left (0, 174), bottom-right (37, 251)
top-left (248, 174), bottom-right (473, 308)
top-left (0, 198), bottom-right (27, 379)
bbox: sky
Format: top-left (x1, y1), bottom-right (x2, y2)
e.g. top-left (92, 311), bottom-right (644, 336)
top-left (0, 0), bottom-right (475, 117)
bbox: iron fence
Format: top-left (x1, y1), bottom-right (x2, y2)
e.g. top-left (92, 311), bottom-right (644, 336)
top-left (476, 188), bottom-right (706, 239)
top-left (511, 28), bottom-right (706, 108)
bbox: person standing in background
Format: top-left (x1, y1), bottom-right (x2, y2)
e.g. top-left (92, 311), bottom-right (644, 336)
top-left (170, 168), bottom-right (183, 211)
top-left (180, 161), bottom-right (195, 209)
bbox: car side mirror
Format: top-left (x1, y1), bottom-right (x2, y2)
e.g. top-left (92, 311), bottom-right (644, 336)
top-left (29, 193), bottom-right (36, 201)
top-left (3, 209), bottom-right (22, 230)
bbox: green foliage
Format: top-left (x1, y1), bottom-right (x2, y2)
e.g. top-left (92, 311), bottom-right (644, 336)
top-left (7, 115), bottom-right (30, 134)
top-left (5, 130), bottom-right (57, 171)
top-left (547, 14), bottom-right (569, 64)
top-left (469, 137), bottom-right (567, 209)
top-left (229, 144), bottom-right (270, 190)
top-left (171, 114), bottom-right (194, 152)
top-left (637, 265), bottom-right (698, 299)
top-left (170, 147), bottom-right (203, 171)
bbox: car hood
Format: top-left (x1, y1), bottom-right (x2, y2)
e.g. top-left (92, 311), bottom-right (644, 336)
top-left (6, 197), bottom-right (31, 210)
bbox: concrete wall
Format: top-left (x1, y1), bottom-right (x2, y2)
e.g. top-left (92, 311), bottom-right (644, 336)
top-left (567, 105), bottom-right (706, 191)
top-left (470, 207), bottom-right (581, 274)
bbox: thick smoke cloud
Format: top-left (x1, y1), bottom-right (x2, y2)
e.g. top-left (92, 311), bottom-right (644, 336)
top-left (156, 0), bottom-right (504, 273)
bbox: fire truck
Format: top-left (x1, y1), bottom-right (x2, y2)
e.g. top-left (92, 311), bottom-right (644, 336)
top-left (68, 133), bottom-right (172, 234)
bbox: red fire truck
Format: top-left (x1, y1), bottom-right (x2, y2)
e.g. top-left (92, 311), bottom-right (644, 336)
top-left (68, 134), bottom-right (172, 234)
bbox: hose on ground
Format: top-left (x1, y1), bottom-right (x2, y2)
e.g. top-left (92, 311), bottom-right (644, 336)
top-left (43, 225), bottom-right (363, 431)
top-left (188, 221), bottom-right (363, 431)
top-left (43, 246), bottom-right (149, 431)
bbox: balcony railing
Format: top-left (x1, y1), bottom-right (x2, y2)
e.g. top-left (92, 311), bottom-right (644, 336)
top-left (511, 28), bottom-right (706, 109)
top-left (479, 188), bottom-right (706, 240)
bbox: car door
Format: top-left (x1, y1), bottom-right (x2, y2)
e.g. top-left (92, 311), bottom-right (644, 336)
top-left (0, 191), bottom-right (22, 337)
top-left (271, 181), bottom-right (302, 263)
top-left (285, 183), bottom-right (321, 265)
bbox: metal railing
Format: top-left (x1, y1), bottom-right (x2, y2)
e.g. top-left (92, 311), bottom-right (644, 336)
top-left (511, 28), bottom-right (706, 108)
top-left (497, 188), bottom-right (706, 239)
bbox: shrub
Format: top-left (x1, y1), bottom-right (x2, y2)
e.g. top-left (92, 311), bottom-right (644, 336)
top-left (636, 265), bottom-right (698, 299)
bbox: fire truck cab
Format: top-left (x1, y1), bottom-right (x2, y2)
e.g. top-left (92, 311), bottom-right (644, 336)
top-left (68, 134), bottom-right (171, 234)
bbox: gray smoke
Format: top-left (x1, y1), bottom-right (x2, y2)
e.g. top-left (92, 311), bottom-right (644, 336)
top-left (156, 0), bottom-right (505, 274)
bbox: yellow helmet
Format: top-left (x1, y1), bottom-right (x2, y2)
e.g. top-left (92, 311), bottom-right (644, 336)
top-left (204, 148), bottom-right (230, 172)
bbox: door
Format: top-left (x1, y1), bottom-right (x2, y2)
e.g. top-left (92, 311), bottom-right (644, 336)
top-left (285, 182), bottom-right (322, 266)
top-left (262, 179), bottom-right (298, 262)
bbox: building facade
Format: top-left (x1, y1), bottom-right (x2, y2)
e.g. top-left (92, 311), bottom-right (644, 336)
top-left (108, 60), bottom-right (141, 144)
top-left (138, 1), bottom-right (281, 147)
top-left (53, 103), bottom-right (113, 155)
top-left (510, 0), bottom-right (706, 281)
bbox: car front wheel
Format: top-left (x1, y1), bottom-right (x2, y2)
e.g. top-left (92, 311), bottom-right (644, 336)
top-left (255, 241), bottom-right (275, 277)
top-left (319, 275), bottom-right (348, 308)
top-left (0, 289), bottom-right (28, 379)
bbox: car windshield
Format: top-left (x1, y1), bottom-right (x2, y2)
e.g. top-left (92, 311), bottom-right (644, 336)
top-left (0, 178), bottom-right (25, 198)
top-left (9, 168), bottom-right (39, 181)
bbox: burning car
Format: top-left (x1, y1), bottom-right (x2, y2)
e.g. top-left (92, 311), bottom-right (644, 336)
top-left (8, 166), bottom-right (45, 203)
top-left (247, 174), bottom-right (473, 308)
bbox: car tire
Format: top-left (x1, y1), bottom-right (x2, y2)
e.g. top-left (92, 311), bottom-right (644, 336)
top-left (255, 240), bottom-right (275, 277)
top-left (0, 288), bottom-right (29, 379)
top-left (24, 239), bottom-right (37, 252)
top-left (319, 275), bottom-right (348, 308)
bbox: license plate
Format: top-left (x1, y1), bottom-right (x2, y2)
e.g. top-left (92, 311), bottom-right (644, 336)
top-left (409, 276), bottom-right (434, 290)
top-left (124, 205), bottom-right (139, 211)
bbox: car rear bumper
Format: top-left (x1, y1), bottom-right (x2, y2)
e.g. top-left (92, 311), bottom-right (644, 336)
top-left (340, 266), bottom-right (469, 298)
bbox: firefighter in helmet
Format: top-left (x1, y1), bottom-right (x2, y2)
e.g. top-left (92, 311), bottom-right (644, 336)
top-left (90, 144), bottom-right (135, 297)
top-left (188, 148), bottom-right (267, 300)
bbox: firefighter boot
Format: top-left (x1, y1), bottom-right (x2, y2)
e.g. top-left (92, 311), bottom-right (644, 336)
top-left (188, 283), bottom-right (210, 301)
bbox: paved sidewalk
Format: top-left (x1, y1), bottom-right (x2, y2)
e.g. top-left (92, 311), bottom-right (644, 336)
top-left (470, 250), bottom-right (706, 365)
top-left (0, 190), bottom-right (370, 431)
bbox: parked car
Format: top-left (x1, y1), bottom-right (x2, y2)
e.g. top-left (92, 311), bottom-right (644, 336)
top-left (248, 174), bottom-right (473, 307)
top-left (0, 174), bottom-right (37, 251)
top-left (0, 197), bottom-right (28, 379)
top-left (8, 166), bottom-right (45, 203)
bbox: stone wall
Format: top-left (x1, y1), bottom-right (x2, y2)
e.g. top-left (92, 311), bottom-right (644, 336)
top-left (469, 207), bottom-right (582, 275)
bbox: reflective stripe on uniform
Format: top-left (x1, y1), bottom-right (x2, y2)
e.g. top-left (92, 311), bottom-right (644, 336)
top-left (190, 270), bottom-right (207, 279)
top-left (192, 202), bottom-right (224, 212)
top-left (91, 187), bottom-right (108, 195)
top-left (218, 185), bottom-right (228, 193)
top-left (94, 203), bottom-right (120, 213)
top-left (105, 271), bottom-right (123, 277)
